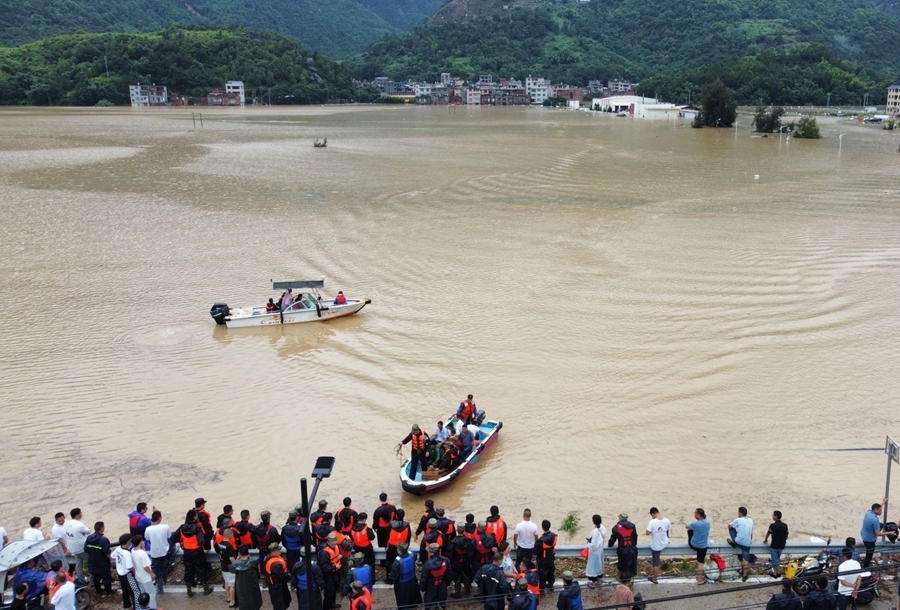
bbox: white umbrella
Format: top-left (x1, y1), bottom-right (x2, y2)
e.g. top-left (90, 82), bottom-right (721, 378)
top-left (0, 540), bottom-right (61, 571)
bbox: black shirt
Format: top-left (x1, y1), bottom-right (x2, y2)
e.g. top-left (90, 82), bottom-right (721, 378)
top-left (11, 598), bottom-right (27, 610)
top-left (768, 521), bottom-right (789, 549)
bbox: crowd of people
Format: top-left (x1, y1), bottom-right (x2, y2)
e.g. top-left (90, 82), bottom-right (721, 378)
top-left (2, 494), bottom-right (898, 610)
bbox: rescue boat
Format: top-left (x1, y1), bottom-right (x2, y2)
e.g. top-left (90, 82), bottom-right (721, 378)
top-left (209, 279), bottom-right (371, 328)
top-left (399, 416), bottom-right (502, 494)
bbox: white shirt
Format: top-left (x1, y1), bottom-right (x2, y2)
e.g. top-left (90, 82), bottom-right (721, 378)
top-left (0, 526), bottom-right (7, 551)
top-left (434, 427), bottom-right (450, 443)
top-left (144, 524), bottom-right (171, 558)
top-left (51, 580), bottom-right (76, 610)
top-left (52, 522), bottom-right (68, 541)
top-left (838, 559), bottom-right (862, 596)
top-left (647, 517), bottom-right (671, 551)
top-left (23, 527), bottom-right (44, 542)
top-left (64, 520), bottom-right (91, 554)
top-left (111, 546), bottom-right (134, 576)
top-left (132, 548), bottom-right (153, 583)
top-left (513, 520), bottom-right (539, 549)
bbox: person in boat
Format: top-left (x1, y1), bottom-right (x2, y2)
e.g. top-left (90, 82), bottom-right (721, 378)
top-left (334, 292), bottom-right (347, 305)
top-left (458, 425), bottom-right (476, 461)
top-left (293, 293), bottom-right (307, 309)
top-left (281, 289), bottom-right (293, 312)
top-left (441, 441), bottom-right (460, 470)
top-left (434, 421), bottom-right (450, 443)
top-left (457, 395), bottom-right (477, 424)
top-left (266, 298), bottom-right (279, 312)
top-left (397, 425), bottom-right (430, 479)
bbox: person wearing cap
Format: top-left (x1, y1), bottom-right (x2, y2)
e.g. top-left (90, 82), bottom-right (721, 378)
top-left (535, 520), bottom-right (557, 594)
top-left (194, 498), bottom-right (214, 551)
top-left (420, 519), bottom-right (445, 564)
top-left (390, 542), bottom-right (422, 608)
top-left (174, 509), bottom-right (212, 597)
top-left (310, 500), bottom-right (329, 528)
top-left (314, 513), bottom-right (336, 549)
top-left (420, 543), bottom-right (451, 610)
top-left (509, 578), bottom-right (537, 610)
top-left (348, 581), bottom-right (372, 610)
top-left (485, 506), bottom-right (507, 544)
top-left (473, 521), bottom-right (498, 572)
top-left (398, 425), bottom-right (430, 480)
top-left (343, 553), bottom-right (375, 597)
top-left (372, 493), bottom-right (396, 552)
top-left (457, 394), bottom-right (477, 424)
top-left (350, 513), bottom-right (376, 569)
top-left (608, 513), bottom-right (638, 584)
top-left (231, 545), bottom-right (262, 610)
top-left (318, 533), bottom-right (342, 610)
top-left (416, 500), bottom-right (437, 540)
top-left (255, 511), bottom-right (281, 561)
top-left (474, 552), bottom-right (509, 610)
top-left (556, 571), bottom-right (583, 610)
top-left (283, 511), bottom-right (305, 570)
top-left (448, 523), bottom-right (474, 598)
top-left (336, 498), bottom-right (358, 535)
top-left (292, 547), bottom-right (325, 610)
top-left (435, 508), bottom-right (456, 554)
top-left (385, 509), bottom-right (411, 582)
top-left (265, 544), bottom-right (292, 610)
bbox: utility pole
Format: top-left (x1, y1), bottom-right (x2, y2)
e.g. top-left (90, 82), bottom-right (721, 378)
top-left (103, 55), bottom-right (109, 77)
top-left (826, 92), bottom-right (831, 108)
top-left (886, 436), bottom-right (899, 523)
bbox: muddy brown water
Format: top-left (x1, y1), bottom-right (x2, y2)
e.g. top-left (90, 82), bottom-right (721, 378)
top-left (1, 106), bottom-right (899, 545)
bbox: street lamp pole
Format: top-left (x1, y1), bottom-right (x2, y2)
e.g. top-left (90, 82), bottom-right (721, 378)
top-left (300, 457), bottom-right (336, 610)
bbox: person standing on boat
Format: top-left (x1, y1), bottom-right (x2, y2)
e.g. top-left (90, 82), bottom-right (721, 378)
top-left (457, 395), bottom-right (477, 425)
top-left (390, 542), bottom-right (422, 609)
top-left (281, 289), bottom-right (293, 312)
top-left (398, 426), bottom-right (430, 481)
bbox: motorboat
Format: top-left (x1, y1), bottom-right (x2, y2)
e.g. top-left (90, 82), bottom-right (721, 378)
top-left (210, 279), bottom-right (371, 328)
top-left (399, 413), bottom-right (502, 494)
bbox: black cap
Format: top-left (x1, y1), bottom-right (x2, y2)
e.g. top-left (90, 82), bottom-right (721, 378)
top-left (195, 497), bottom-right (206, 506)
top-left (467, 394), bottom-right (473, 399)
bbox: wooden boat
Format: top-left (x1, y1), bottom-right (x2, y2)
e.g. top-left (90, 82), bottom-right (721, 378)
top-left (210, 279), bottom-right (370, 328)
top-left (399, 417), bottom-right (502, 494)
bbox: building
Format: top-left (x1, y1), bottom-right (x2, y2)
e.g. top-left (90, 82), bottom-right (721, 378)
top-left (225, 81), bottom-right (245, 106)
top-left (888, 85), bottom-right (900, 116)
top-left (441, 73), bottom-right (452, 85)
top-left (466, 89), bottom-right (483, 105)
top-left (607, 80), bottom-right (638, 94)
top-left (414, 83), bottom-right (433, 98)
top-left (129, 83), bottom-right (167, 107)
top-left (525, 76), bottom-right (550, 105)
top-left (591, 95), bottom-right (659, 116)
top-left (206, 88), bottom-right (243, 106)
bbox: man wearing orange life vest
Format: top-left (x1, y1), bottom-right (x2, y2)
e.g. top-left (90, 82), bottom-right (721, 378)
top-left (372, 493), bottom-right (396, 551)
top-left (174, 509), bottom-right (213, 597)
top-left (457, 395), bottom-right (477, 424)
top-left (350, 513), bottom-right (376, 569)
top-left (194, 498), bottom-right (214, 551)
top-left (265, 544), bottom-right (292, 610)
top-left (347, 581), bottom-right (372, 610)
top-left (336, 498), bottom-right (357, 535)
top-left (398, 425), bottom-right (430, 480)
top-left (318, 533), bottom-right (342, 610)
top-left (384, 509), bottom-right (411, 582)
top-left (485, 506), bottom-right (507, 544)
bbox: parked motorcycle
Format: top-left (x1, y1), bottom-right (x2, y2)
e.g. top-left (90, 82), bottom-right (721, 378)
top-left (786, 537), bottom-right (831, 595)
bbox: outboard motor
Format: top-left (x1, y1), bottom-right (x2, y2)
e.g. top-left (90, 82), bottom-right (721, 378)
top-left (210, 302), bottom-right (230, 325)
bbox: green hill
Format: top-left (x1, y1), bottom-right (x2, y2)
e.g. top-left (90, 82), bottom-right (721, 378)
top-left (0, 27), bottom-right (359, 106)
top-left (0, 0), bottom-right (445, 57)
top-left (347, 0), bottom-right (900, 88)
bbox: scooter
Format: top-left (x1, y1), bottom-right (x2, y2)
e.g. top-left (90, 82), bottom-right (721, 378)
top-left (854, 573), bottom-right (880, 605)
top-left (785, 537), bottom-right (830, 595)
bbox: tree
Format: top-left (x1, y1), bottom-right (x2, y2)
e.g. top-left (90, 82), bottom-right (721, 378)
top-left (700, 79), bottom-right (736, 127)
top-left (752, 106), bottom-right (785, 132)
top-left (793, 116), bottom-right (821, 139)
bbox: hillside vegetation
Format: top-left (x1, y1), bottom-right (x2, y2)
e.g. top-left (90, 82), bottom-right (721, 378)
top-left (0, 0), bottom-right (444, 57)
top-left (0, 27), bottom-right (358, 106)
top-left (348, 0), bottom-right (900, 86)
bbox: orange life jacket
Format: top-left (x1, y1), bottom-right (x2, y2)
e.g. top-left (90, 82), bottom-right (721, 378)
top-left (337, 508), bottom-right (356, 533)
top-left (214, 528), bottom-right (238, 550)
top-left (519, 571), bottom-right (541, 597)
top-left (388, 523), bottom-right (410, 546)
top-left (485, 517), bottom-right (506, 541)
top-left (351, 527), bottom-right (372, 548)
top-left (181, 528), bottom-right (201, 551)
top-left (352, 588), bottom-right (372, 610)
top-left (459, 400), bottom-right (475, 421)
top-left (411, 432), bottom-right (425, 452)
top-left (265, 556), bottom-right (288, 584)
top-left (376, 504), bottom-right (395, 529)
top-left (238, 521), bottom-right (255, 546)
top-left (266, 302), bottom-right (276, 312)
top-left (323, 545), bottom-right (342, 570)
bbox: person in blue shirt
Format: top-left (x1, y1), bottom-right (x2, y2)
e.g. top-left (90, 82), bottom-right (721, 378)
top-left (726, 506), bottom-right (754, 582)
top-left (860, 497), bottom-right (888, 567)
top-left (687, 508), bottom-right (711, 584)
top-left (13, 559), bottom-right (48, 602)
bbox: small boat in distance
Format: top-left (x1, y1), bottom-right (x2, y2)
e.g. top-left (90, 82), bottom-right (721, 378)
top-left (399, 414), bottom-right (502, 495)
top-left (210, 279), bottom-right (371, 328)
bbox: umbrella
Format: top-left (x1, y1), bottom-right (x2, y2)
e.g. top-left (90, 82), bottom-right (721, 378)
top-left (0, 540), bottom-right (61, 571)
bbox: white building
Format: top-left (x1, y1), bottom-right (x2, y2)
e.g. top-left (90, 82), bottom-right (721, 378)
top-left (608, 80), bottom-right (638, 94)
top-left (525, 75), bottom-right (550, 105)
top-left (888, 85), bottom-right (900, 116)
top-left (129, 83), bottom-right (167, 107)
top-left (414, 83), bottom-right (433, 97)
top-left (466, 89), bottom-right (483, 105)
top-left (441, 73), bottom-right (452, 85)
top-left (591, 95), bottom-right (658, 116)
top-left (225, 81), bottom-right (245, 106)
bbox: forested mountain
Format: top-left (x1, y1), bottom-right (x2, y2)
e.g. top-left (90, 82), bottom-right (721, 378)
top-left (0, 0), bottom-right (444, 57)
top-left (347, 0), bottom-right (900, 86)
top-left (0, 27), bottom-right (359, 106)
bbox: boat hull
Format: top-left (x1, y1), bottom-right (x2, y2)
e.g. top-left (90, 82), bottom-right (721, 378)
top-left (400, 420), bottom-right (502, 494)
top-left (224, 299), bottom-right (370, 328)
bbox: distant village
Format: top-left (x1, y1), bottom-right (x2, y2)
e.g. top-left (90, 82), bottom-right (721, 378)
top-left (128, 76), bottom-right (900, 118)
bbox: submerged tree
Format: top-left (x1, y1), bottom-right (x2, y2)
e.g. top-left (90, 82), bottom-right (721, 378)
top-left (753, 106), bottom-right (786, 133)
top-left (699, 79), bottom-right (736, 127)
top-left (793, 116), bottom-right (821, 139)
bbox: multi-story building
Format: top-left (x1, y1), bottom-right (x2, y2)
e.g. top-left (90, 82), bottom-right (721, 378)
top-left (888, 85), bottom-right (900, 116)
top-left (206, 89), bottom-right (243, 106)
top-left (478, 74), bottom-right (494, 86)
top-left (525, 75), bottom-right (550, 105)
top-left (466, 89), bottom-right (483, 105)
top-left (496, 86), bottom-right (530, 106)
top-left (414, 83), bottom-right (433, 98)
top-left (225, 81), bottom-right (245, 106)
top-left (441, 73), bottom-right (452, 85)
top-left (129, 83), bottom-right (167, 107)
top-left (608, 80), bottom-right (638, 94)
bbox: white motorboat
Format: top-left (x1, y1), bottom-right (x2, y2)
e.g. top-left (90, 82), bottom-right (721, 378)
top-left (210, 279), bottom-right (371, 328)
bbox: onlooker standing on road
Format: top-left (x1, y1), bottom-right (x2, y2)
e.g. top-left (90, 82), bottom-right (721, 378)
top-left (85, 522), bottom-right (115, 595)
top-left (111, 533), bottom-right (140, 610)
top-left (143, 511), bottom-right (171, 595)
top-left (64, 509), bottom-right (91, 581)
top-left (51, 513), bottom-right (71, 556)
top-left (535, 520), bottom-right (557, 594)
top-left (859, 498), bottom-right (888, 568)
top-left (585, 514), bottom-right (606, 587)
top-left (608, 513), bottom-right (638, 584)
top-left (130, 535), bottom-right (156, 610)
top-left (764, 511), bottom-right (789, 578)
top-left (23, 517), bottom-right (47, 543)
top-left (646, 507), bottom-right (671, 584)
top-left (727, 507), bottom-right (754, 582)
top-left (687, 508), bottom-right (710, 585)
top-left (512, 509), bottom-right (538, 571)
top-left (836, 547), bottom-right (861, 610)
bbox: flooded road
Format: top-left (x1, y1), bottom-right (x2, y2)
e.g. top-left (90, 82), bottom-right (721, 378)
top-left (1, 106), bottom-right (899, 542)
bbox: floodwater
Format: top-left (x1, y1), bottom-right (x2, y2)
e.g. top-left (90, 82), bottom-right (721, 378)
top-left (1, 106), bottom-right (899, 544)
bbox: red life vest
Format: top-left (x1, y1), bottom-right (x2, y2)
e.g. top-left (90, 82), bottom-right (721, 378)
top-left (617, 524), bottom-right (635, 547)
top-left (388, 523), bottom-right (410, 546)
top-left (459, 400), bottom-right (475, 421)
top-left (474, 535), bottom-right (492, 564)
top-left (336, 294), bottom-right (347, 305)
top-left (181, 528), bottom-right (201, 551)
top-left (426, 558), bottom-right (448, 586)
top-left (351, 527), bottom-right (372, 548)
top-left (376, 504), bottom-right (395, 528)
top-left (411, 432), bottom-right (425, 452)
top-left (352, 588), bottom-right (372, 610)
top-left (485, 517), bottom-right (506, 541)
top-left (237, 521), bottom-right (254, 546)
top-left (257, 523), bottom-right (275, 550)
